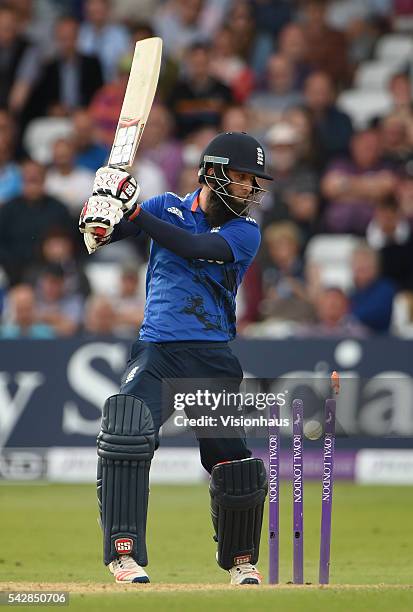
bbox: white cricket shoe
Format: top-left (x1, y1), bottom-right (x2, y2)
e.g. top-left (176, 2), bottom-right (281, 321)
top-left (229, 563), bottom-right (262, 585)
top-left (108, 555), bottom-right (150, 583)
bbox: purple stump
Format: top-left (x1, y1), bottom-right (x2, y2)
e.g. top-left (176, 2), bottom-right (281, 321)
top-left (292, 399), bottom-right (304, 584)
top-left (319, 398), bottom-right (336, 584)
top-left (268, 402), bottom-right (280, 584)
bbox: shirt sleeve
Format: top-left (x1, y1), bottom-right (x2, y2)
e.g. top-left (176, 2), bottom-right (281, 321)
top-left (217, 218), bottom-right (261, 264)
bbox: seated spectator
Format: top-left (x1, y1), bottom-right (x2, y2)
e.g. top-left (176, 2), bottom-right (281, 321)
top-left (111, 264), bottom-right (145, 336)
top-left (226, 1), bottom-right (257, 64)
top-left (153, 0), bottom-right (207, 61)
top-left (0, 5), bottom-right (40, 115)
top-left (303, 71), bottom-right (353, 169)
top-left (45, 138), bottom-right (94, 216)
top-left (398, 164), bottom-right (413, 221)
top-left (0, 160), bottom-right (73, 285)
top-left (25, 230), bottom-right (90, 298)
top-left (300, 0), bottom-right (350, 87)
top-left (367, 196), bottom-right (413, 290)
top-left (259, 222), bottom-right (315, 323)
top-left (350, 244), bottom-right (397, 333)
top-left (277, 23), bottom-right (312, 89)
top-left (26, 16), bottom-right (103, 120)
top-left (0, 112), bottom-right (22, 204)
top-left (84, 294), bottom-right (118, 335)
top-left (247, 53), bottom-right (304, 134)
top-left (168, 43), bottom-right (234, 138)
top-left (210, 26), bottom-right (255, 103)
top-left (72, 109), bottom-right (109, 172)
top-left (1, 284), bottom-right (55, 339)
top-left (220, 105), bottom-right (249, 134)
top-left (322, 129), bottom-right (397, 234)
top-left (389, 73), bottom-right (413, 121)
top-left (299, 286), bottom-right (367, 338)
top-left (89, 52), bottom-right (134, 147)
top-left (261, 122), bottom-right (319, 242)
top-left (380, 114), bottom-right (413, 170)
top-left (78, 0), bottom-right (131, 82)
top-left (35, 263), bottom-right (84, 336)
top-left (139, 104), bottom-right (183, 192)
top-left (283, 106), bottom-right (319, 167)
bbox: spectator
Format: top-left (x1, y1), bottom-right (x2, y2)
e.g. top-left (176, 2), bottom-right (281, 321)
top-left (139, 104), bottom-right (183, 192)
top-left (0, 5), bottom-right (40, 115)
top-left (35, 263), bottom-right (84, 336)
top-left (283, 106), bottom-right (319, 166)
top-left (111, 264), bottom-right (145, 336)
top-left (84, 294), bottom-right (118, 335)
top-left (366, 196), bottom-right (413, 290)
top-left (0, 112), bottom-right (22, 204)
top-left (350, 244), bottom-right (397, 333)
top-left (226, 1), bottom-right (257, 64)
top-left (210, 26), bottom-right (255, 103)
top-left (89, 53), bottom-right (132, 146)
top-left (261, 122), bottom-right (319, 241)
top-left (78, 0), bottom-right (131, 82)
top-left (168, 43), bottom-right (233, 138)
top-left (72, 109), bottom-right (109, 172)
top-left (0, 160), bottom-right (73, 285)
top-left (389, 73), bottom-right (413, 120)
top-left (300, 0), bottom-right (350, 87)
top-left (299, 286), bottom-right (367, 338)
top-left (321, 129), bottom-right (397, 234)
top-left (45, 138), bottom-right (94, 216)
top-left (303, 71), bottom-right (353, 169)
top-left (27, 16), bottom-right (103, 120)
top-left (277, 23), bottom-right (312, 89)
top-left (153, 0), bottom-right (208, 60)
top-left (380, 114), bottom-right (413, 170)
top-left (25, 230), bottom-right (90, 298)
top-left (220, 105), bottom-right (249, 133)
top-left (1, 284), bottom-right (55, 339)
top-left (247, 54), bottom-right (304, 134)
top-left (259, 222), bottom-right (314, 323)
top-left (398, 164), bottom-right (413, 221)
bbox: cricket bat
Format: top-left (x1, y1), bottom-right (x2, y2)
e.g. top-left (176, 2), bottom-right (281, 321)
top-left (93, 36), bottom-right (162, 237)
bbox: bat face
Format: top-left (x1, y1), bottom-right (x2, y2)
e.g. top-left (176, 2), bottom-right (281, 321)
top-left (109, 37), bottom-right (163, 170)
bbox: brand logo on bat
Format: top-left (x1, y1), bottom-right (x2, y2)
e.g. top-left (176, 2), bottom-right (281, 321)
top-left (115, 538), bottom-right (133, 554)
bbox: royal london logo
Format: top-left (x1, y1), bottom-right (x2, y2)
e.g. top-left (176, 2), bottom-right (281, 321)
top-left (256, 147), bottom-right (264, 166)
top-left (167, 207), bottom-right (184, 220)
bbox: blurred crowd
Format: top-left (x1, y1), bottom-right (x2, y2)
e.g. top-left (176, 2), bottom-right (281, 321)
top-left (1, 0), bottom-right (413, 339)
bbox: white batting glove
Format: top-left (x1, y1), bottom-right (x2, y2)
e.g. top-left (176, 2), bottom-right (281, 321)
top-left (93, 166), bottom-right (140, 218)
top-left (79, 195), bottom-right (124, 254)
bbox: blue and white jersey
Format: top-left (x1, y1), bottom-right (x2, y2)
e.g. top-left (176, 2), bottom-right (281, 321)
top-left (136, 189), bottom-right (260, 342)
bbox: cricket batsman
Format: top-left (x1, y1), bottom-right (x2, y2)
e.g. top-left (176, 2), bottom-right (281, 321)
top-left (79, 132), bottom-right (273, 585)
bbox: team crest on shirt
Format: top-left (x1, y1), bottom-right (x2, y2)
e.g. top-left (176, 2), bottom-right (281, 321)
top-left (167, 207), bottom-right (184, 220)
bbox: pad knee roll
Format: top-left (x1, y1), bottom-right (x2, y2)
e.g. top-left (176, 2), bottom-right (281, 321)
top-left (97, 394), bottom-right (155, 565)
top-left (210, 458), bottom-right (268, 570)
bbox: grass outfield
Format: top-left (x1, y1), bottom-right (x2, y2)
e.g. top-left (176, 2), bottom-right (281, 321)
top-left (1, 482), bottom-right (412, 611)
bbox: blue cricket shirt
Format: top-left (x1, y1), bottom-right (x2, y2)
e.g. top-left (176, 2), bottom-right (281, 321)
top-left (113, 189), bottom-right (261, 342)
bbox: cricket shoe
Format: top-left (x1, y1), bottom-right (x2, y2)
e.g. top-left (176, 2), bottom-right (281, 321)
top-left (229, 563), bottom-right (262, 585)
top-left (108, 555), bottom-right (150, 583)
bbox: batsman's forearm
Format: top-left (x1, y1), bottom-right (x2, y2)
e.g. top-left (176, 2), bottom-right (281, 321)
top-left (130, 208), bottom-right (234, 262)
top-left (110, 218), bottom-right (142, 243)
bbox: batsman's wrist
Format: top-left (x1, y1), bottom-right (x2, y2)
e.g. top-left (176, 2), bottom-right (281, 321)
top-left (127, 204), bottom-right (141, 221)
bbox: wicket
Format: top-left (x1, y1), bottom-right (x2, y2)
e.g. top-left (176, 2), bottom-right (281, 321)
top-left (268, 373), bottom-right (338, 585)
